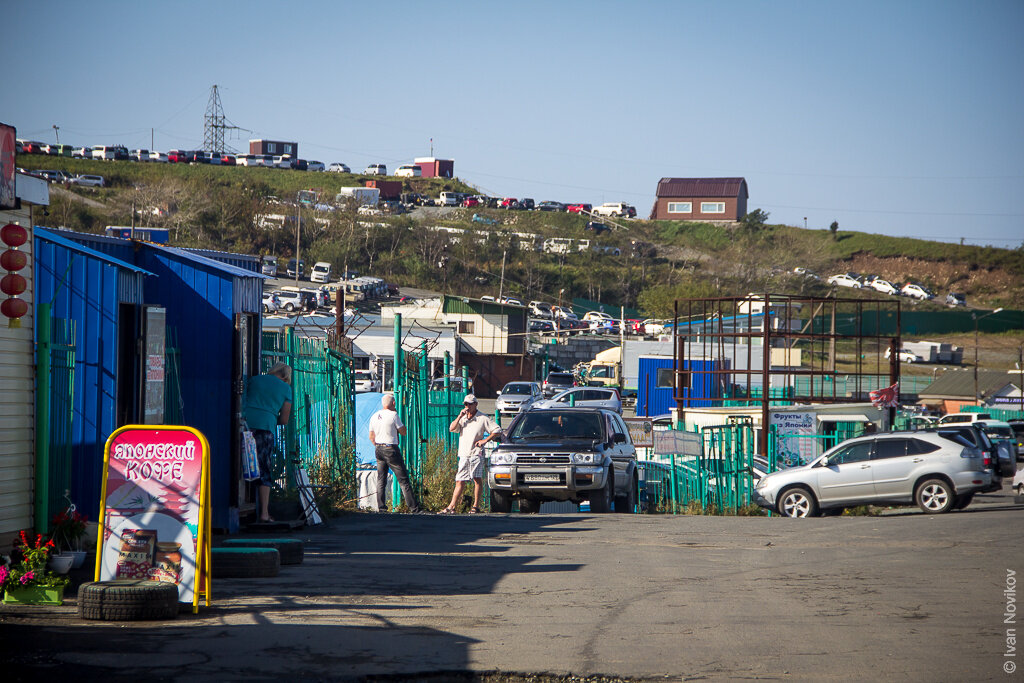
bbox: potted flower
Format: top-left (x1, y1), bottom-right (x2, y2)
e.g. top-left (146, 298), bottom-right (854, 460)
top-left (49, 508), bottom-right (89, 569)
top-left (1, 531), bottom-right (70, 605)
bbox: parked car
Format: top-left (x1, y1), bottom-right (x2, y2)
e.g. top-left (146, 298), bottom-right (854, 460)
top-left (1008, 420), bottom-right (1024, 460)
top-left (70, 174), bottom-right (105, 187)
top-left (34, 170), bottom-right (72, 183)
top-left (945, 292), bottom-right (966, 307)
top-left (167, 149), bottom-right (188, 163)
top-left (394, 164), bottom-right (421, 177)
top-left (286, 258), bottom-right (305, 278)
top-left (542, 371), bottom-right (576, 398)
top-left (72, 147), bottom-right (92, 159)
top-left (1015, 467), bottom-right (1024, 497)
top-left (529, 319), bottom-right (555, 333)
top-left (901, 283), bottom-right (933, 300)
top-left (869, 278), bottom-right (899, 295)
top-left (499, 197), bottom-right (519, 209)
top-left (429, 377), bottom-right (473, 394)
top-left (592, 202), bottom-right (637, 218)
top-left (487, 407), bottom-right (638, 513)
top-left (261, 256), bottom-right (278, 277)
top-left (273, 155), bottom-right (293, 169)
top-left (937, 412), bottom-right (992, 425)
top-left (566, 203), bottom-right (592, 214)
top-left (532, 387), bottom-right (622, 414)
top-left (585, 221), bottom-right (610, 234)
top-left (148, 151), bottom-right (168, 163)
top-left (885, 347), bottom-right (923, 363)
top-left (641, 319), bottom-right (666, 336)
top-left (931, 423), bottom-right (1012, 491)
top-left (130, 149), bottom-right (150, 162)
top-left (273, 290), bottom-right (304, 312)
top-left (364, 163), bottom-right (387, 175)
top-left (519, 198), bottom-right (535, 210)
top-left (529, 301), bottom-right (553, 319)
top-left (220, 154), bottom-right (236, 166)
top-left (354, 369), bottom-right (381, 393)
top-left (306, 160), bottom-right (326, 172)
top-left (972, 420), bottom-right (1018, 475)
top-left (328, 162), bottom-right (351, 173)
top-left (495, 381), bottom-right (543, 417)
top-left (462, 196), bottom-right (481, 208)
top-left (827, 273), bottom-right (862, 289)
top-left (262, 292), bottom-right (280, 313)
top-left (536, 200), bottom-right (565, 212)
top-left (753, 431), bottom-right (992, 517)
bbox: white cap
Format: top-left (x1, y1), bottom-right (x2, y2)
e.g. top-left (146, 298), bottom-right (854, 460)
top-left (463, 394), bottom-right (477, 404)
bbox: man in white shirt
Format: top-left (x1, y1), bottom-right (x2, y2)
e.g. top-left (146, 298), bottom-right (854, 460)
top-left (442, 394), bottom-right (501, 513)
top-left (368, 393), bottom-right (421, 513)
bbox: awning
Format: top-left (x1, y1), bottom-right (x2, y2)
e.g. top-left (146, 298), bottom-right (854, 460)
top-left (817, 414), bottom-right (870, 423)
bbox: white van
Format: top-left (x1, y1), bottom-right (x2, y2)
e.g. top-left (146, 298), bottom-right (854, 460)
top-left (310, 261), bottom-right (333, 284)
top-left (439, 191), bottom-right (460, 206)
top-left (937, 412), bottom-right (992, 425)
top-left (395, 164), bottom-right (421, 177)
top-left (91, 146), bottom-right (117, 160)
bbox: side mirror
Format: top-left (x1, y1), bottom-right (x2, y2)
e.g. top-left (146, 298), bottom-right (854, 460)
top-left (495, 391), bottom-right (501, 397)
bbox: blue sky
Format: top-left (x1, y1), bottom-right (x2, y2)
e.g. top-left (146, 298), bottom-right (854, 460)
top-left (7, 0), bottom-right (1023, 247)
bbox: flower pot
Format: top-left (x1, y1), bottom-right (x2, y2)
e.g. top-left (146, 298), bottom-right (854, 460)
top-left (49, 554), bottom-right (74, 574)
top-left (2, 585), bottom-right (65, 605)
top-left (66, 550), bottom-right (88, 569)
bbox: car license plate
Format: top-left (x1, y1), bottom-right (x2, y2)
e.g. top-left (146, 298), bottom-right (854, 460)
top-left (524, 474), bottom-right (559, 483)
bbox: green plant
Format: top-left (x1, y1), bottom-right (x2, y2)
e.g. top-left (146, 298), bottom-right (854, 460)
top-left (49, 508), bottom-right (88, 551)
top-left (1, 531), bottom-right (70, 592)
top-left (418, 439), bottom-right (464, 512)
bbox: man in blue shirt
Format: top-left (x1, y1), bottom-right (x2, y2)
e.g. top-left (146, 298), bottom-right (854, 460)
top-left (243, 362), bottom-right (293, 522)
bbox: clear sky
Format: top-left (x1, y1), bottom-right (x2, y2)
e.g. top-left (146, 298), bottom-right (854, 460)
top-left (6, 0), bottom-right (1023, 247)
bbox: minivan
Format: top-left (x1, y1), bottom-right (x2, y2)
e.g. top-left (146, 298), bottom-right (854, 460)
top-left (439, 191), bottom-right (460, 206)
top-left (310, 261), bottom-right (333, 284)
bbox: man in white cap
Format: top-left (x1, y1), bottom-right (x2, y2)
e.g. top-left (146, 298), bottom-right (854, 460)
top-left (442, 394), bottom-right (501, 513)
top-left (368, 393), bottom-right (421, 513)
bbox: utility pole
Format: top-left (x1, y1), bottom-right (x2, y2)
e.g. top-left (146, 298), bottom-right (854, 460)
top-left (498, 249), bottom-right (506, 301)
top-left (52, 125), bottom-right (59, 145)
top-left (294, 202), bottom-right (301, 287)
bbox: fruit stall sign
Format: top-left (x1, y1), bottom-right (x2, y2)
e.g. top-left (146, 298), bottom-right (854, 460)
top-left (95, 426), bottom-right (211, 612)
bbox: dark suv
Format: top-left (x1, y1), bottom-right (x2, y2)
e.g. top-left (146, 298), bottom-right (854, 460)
top-left (542, 371), bottom-right (575, 398)
top-left (487, 407), bottom-right (638, 513)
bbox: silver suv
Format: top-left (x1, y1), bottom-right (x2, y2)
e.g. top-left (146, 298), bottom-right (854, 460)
top-left (488, 407), bottom-right (638, 514)
top-left (753, 432), bottom-right (992, 517)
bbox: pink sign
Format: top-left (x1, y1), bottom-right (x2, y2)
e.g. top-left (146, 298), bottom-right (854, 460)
top-left (98, 426), bottom-right (209, 606)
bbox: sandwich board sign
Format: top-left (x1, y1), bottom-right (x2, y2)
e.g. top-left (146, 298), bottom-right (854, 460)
top-left (95, 425), bottom-right (212, 612)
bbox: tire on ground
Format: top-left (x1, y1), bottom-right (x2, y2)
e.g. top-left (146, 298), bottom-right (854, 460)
top-left (777, 486), bottom-right (818, 518)
top-left (222, 538), bottom-right (304, 565)
top-left (78, 580), bottom-right (180, 621)
top-left (490, 489), bottom-right (512, 513)
top-left (519, 497), bottom-right (541, 514)
top-left (915, 478), bottom-right (954, 514)
top-left (614, 474), bottom-right (638, 513)
top-left (589, 468), bottom-right (614, 513)
top-left (211, 547), bottom-right (280, 578)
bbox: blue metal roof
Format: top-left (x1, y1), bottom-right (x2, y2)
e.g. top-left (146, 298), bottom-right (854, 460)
top-left (146, 243), bottom-right (269, 280)
top-left (34, 227), bottom-right (153, 276)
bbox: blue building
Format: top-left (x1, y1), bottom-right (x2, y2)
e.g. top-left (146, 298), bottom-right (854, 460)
top-left (37, 229), bottom-right (266, 531)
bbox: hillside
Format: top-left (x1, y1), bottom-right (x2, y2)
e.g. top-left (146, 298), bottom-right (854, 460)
top-left (21, 156), bottom-right (1024, 315)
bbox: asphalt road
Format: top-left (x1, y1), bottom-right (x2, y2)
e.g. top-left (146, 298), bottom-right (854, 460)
top-left (3, 487), bottom-right (1023, 682)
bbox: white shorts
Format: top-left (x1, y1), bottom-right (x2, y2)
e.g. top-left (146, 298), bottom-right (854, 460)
top-left (455, 454), bottom-right (484, 482)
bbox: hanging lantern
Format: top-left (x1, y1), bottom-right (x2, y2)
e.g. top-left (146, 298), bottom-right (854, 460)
top-left (1, 223), bottom-right (28, 329)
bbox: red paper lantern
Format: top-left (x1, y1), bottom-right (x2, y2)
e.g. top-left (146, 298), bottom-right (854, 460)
top-left (1, 297), bottom-right (27, 319)
top-left (1, 248), bottom-right (26, 271)
top-left (1, 224), bottom-right (27, 248)
top-left (1, 273), bottom-right (26, 296)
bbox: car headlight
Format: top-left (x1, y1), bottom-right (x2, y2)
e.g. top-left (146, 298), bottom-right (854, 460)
top-left (491, 452), bottom-right (513, 465)
top-left (572, 453), bottom-right (596, 464)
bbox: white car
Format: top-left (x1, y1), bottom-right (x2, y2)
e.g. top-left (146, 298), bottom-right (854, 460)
top-left (885, 348), bottom-right (923, 363)
top-left (532, 387), bottom-right (623, 415)
top-left (354, 369), bottom-right (381, 393)
top-left (71, 174), bottom-right (105, 187)
top-left (495, 381), bottom-right (542, 416)
top-left (641, 319), bottom-right (666, 336)
top-left (827, 273), bottom-right (862, 289)
top-left (328, 162), bottom-right (350, 173)
top-left (71, 146), bottom-right (92, 159)
top-left (273, 155), bottom-right (294, 169)
top-left (364, 163), bottom-right (387, 175)
top-left (394, 164), bottom-right (421, 177)
top-left (1013, 467), bottom-right (1023, 498)
top-left (869, 278), bottom-right (899, 295)
top-left (236, 154), bottom-right (259, 167)
top-left (273, 290), bottom-right (305, 312)
top-left (148, 151), bottom-right (168, 163)
top-left (901, 283), bottom-right (933, 300)
top-left (262, 292), bottom-right (280, 313)
top-left (306, 160), bottom-right (326, 172)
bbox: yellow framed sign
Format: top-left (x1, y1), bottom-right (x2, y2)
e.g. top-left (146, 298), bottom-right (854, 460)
top-left (94, 425), bottom-right (212, 612)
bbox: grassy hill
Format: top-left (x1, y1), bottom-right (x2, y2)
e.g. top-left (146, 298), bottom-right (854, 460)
top-left (20, 155), bottom-right (1024, 314)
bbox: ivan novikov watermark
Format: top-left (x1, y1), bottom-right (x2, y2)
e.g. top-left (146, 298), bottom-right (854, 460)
top-left (1006, 569), bottom-right (1018, 675)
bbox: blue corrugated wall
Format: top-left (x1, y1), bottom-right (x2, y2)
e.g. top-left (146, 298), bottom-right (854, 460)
top-left (34, 239), bottom-right (123, 518)
top-left (637, 357), bottom-right (730, 417)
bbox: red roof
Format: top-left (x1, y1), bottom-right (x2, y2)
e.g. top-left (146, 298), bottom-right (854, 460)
top-left (656, 177), bottom-right (747, 198)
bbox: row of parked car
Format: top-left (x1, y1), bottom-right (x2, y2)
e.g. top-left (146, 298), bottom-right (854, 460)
top-left (21, 168), bottom-right (105, 187)
top-left (826, 271), bottom-right (965, 306)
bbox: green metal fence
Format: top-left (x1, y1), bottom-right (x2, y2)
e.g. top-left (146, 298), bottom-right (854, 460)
top-left (164, 327), bottom-right (184, 425)
top-left (962, 405), bottom-right (1024, 421)
top-left (260, 327), bottom-right (356, 498)
top-left (41, 317), bottom-right (76, 530)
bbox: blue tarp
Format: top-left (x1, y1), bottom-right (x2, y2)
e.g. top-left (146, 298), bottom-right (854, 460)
top-left (355, 393), bottom-right (386, 464)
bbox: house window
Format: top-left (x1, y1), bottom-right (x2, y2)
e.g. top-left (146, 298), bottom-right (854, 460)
top-left (267, 142), bottom-right (277, 153)
top-left (284, 144), bottom-right (293, 154)
top-left (667, 202), bottom-right (692, 214)
top-left (457, 320), bottom-right (475, 334)
top-left (701, 202), bottom-right (725, 214)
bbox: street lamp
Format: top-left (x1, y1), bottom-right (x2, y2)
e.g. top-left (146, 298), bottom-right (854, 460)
top-left (973, 307), bottom-right (1004, 404)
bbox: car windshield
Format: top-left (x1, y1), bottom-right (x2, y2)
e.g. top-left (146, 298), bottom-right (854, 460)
top-left (355, 371), bottom-right (373, 379)
top-left (503, 384), bottom-right (533, 395)
top-left (982, 426), bottom-right (1013, 439)
top-left (509, 411), bottom-right (604, 441)
top-left (547, 374), bottom-right (573, 383)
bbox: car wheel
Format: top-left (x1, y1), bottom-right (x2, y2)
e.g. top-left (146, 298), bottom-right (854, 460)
top-left (777, 486), bottom-right (818, 518)
top-left (519, 497), bottom-right (541, 514)
top-left (916, 478), bottom-right (954, 514)
top-left (952, 493), bottom-right (974, 510)
top-left (589, 468), bottom-right (614, 513)
top-left (490, 489), bottom-right (512, 513)
top-left (614, 474), bottom-right (638, 513)
top-left (285, 303), bottom-right (295, 312)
